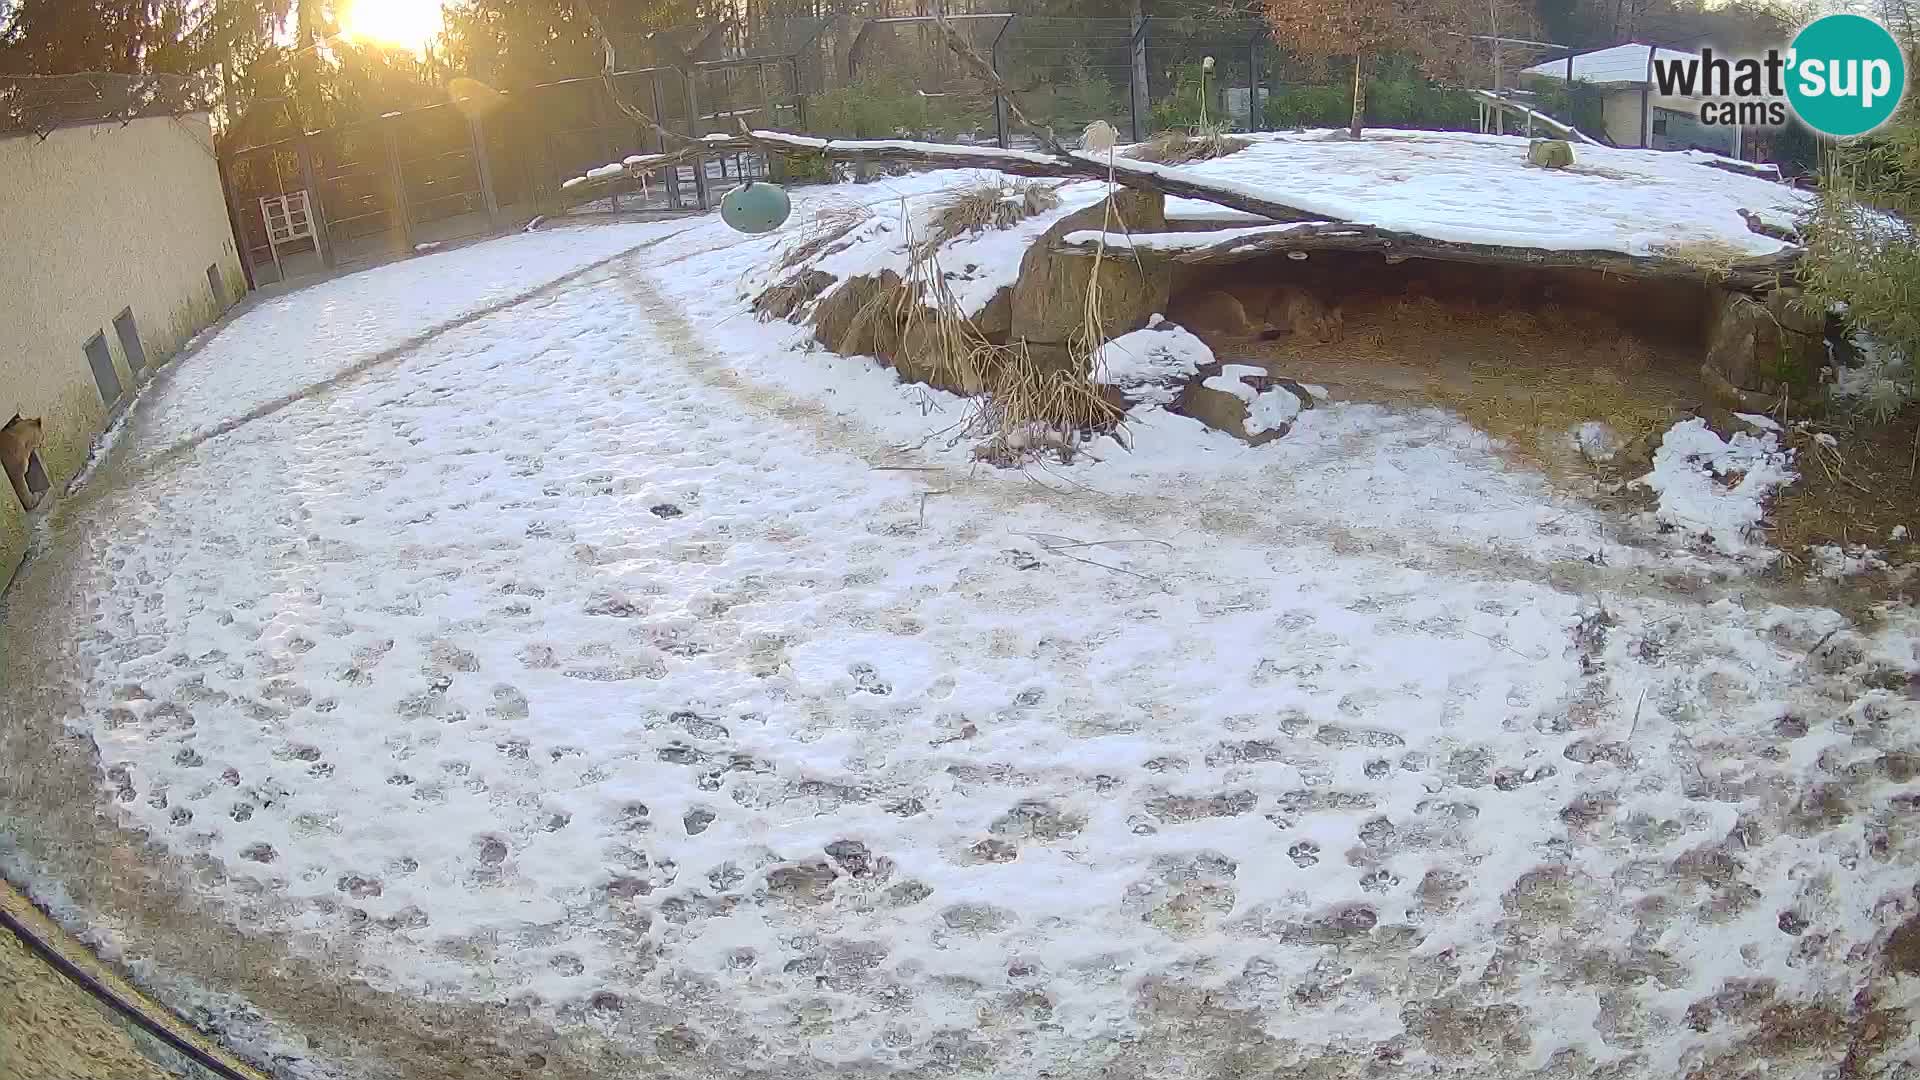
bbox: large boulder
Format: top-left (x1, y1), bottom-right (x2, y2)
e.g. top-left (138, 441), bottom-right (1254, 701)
top-left (1765, 285), bottom-right (1829, 385)
top-left (1011, 189), bottom-right (1171, 349)
top-left (1703, 286), bottom-right (1828, 393)
top-left (812, 273), bottom-right (987, 395)
top-left (972, 286), bottom-right (1014, 344)
top-left (1703, 288), bottom-right (1766, 389)
top-left (1175, 361), bottom-right (1317, 445)
top-left (813, 272), bottom-right (905, 358)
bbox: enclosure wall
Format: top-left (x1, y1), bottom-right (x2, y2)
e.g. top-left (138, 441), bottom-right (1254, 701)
top-left (0, 112), bottom-right (243, 584)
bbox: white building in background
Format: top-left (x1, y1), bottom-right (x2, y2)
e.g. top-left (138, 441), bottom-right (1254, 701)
top-left (1522, 43), bottom-right (1742, 156)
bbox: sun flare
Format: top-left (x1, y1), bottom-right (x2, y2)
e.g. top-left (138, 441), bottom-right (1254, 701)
top-left (338, 0), bottom-right (446, 53)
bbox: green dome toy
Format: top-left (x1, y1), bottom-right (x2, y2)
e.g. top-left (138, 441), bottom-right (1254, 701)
top-left (720, 181), bottom-right (792, 234)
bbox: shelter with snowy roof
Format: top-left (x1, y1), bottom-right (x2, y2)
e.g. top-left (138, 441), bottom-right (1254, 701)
top-left (1522, 43), bottom-right (1741, 157)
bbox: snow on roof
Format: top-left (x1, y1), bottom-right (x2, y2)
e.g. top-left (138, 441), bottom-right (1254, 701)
top-left (1166, 129), bottom-right (1806, 258)
top-left (1523, 43), bottom-right (1701, 86)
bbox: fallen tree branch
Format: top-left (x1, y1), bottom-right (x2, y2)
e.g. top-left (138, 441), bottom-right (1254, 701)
top-left (1738, 207), bottom-right (1800, 242)
top-left (571, 0), bottom-right (690, 151)
top-left (1052, 224), bottom-right (1803, 289)
top-left (930, 11), bottom-right (1067, 158)
top-left (1697, 156), bottom-right (1784, 181)
top-left (561, 128), bottom-right (1342, 224)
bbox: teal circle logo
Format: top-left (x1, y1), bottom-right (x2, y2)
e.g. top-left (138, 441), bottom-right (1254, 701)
top-left (1786, 14), bottom-right (1906, 137)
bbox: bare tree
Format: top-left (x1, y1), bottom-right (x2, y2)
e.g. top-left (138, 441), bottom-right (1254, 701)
top-left (1261, 0), bottom-right (1475, 139)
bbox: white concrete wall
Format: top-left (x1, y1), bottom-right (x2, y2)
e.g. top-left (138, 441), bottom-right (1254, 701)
top-left (1600, 87), bottom-right (1737, 152)
top-left (0, 112), bottom-right (244, 584)
top-left (1602, 89), bottom-right (1649, 147)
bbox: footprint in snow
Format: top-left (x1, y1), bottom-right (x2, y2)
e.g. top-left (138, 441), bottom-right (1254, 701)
top-left (849, 663), bottom-right (891, 696)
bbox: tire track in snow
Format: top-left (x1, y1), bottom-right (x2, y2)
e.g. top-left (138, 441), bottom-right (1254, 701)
top-left (87, 224), bottom-right (703, 503)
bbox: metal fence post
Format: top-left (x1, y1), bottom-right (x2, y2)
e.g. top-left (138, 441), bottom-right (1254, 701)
top-left (790, 57), bottom-right (808, 130)
top-left (685, 70), bottom-right (710, 210)
top-left (1247, 31), bottom-right (1262, 132)
top-left (991, 16), bottom-right (1014, 149)
top-left (1129, 15), bottom-right (1151, 142)
top-left (295, 132), bottom-right (334, 270)
top-left (468, 113), bottom-right (501, 230)
top-left (382, 115), bottom-right (416, 254)
top-left (216, 153), bottom-right (257, 292)
top-left (651, 70), bottom-right (684, 209)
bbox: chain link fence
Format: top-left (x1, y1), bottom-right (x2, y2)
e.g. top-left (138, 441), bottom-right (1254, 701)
top-left (207, 13), bottom-right (1567, 286)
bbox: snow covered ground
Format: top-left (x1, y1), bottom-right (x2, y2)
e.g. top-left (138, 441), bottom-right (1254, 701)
top-left (125, 218), bottom-right (697, 466)
top-left (5, 167), bottom-right (1918, 1079)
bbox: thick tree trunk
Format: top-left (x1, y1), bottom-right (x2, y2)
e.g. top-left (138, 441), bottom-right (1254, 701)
top-left (1349, 53), bottom-right (1367, 140)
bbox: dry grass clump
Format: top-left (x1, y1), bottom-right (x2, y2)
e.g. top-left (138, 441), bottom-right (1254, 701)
top-left (1424, 360), bottom-right (1677, 480)
top-left (1655, 238), bottom-right (1748, 279)
top-left (917, 181), bottom-right (1061, 258)
top-left (963, 341), bottom-right (1125, 466)
top-left (751, 201), bottom-right (880, 323)
top-left (900, 211), bottom-right (1122, 463)
top-left (776, 200), bottom-right (875, 273)
top-left (1125, 125), bottom-right (1252, 165)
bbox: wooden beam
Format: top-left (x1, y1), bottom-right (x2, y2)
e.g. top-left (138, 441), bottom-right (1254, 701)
top-left (559, 129), bottom-right (1333, 224)
top-left (1053, 225), bottom-right (1803, 290)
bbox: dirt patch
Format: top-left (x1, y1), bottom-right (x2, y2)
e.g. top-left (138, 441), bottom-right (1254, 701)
top-left (1679, 999), bottom-right (1911, 1080)
top-left (1769, 403), bottom-right (1920, 570)
top-left (1, 880), bottom-right (264, 1080)
top-left (1884, 911), bottom-right (1920, 975)
top-left (1, 922), bottom-right (179, 1080)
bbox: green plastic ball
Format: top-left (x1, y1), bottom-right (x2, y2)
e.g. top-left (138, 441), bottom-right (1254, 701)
top-left (720, 182), bottom-right (792, 234)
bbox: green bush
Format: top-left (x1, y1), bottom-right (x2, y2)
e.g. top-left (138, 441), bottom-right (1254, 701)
top-left (1801, 103), bottom-right (1920, 384)
top-left (1260, 84), bottom-right (1350, 129)
top-left (772, 151), bottom-right (833, 186)
top-left (809, 71), bottom-right (991, 142)
top-left (1148, 62), bottom-right (1222, 133)
top-left (1260, 78), bottom-right (1476, 132)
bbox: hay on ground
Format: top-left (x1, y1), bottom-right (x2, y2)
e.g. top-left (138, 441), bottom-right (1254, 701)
top-left (1125, 127), bottom-right (1252, 165)
top-left (898, 211), bottom-right (1122, 461)
top-left (1655, 239), bottom-right (1749, 279)
top-left (776, 201), bottom-right (875, 273)
top-left (1769, 404), bottom-right (1920, 565)
top-left (917, 181), bottom-right (1061, 258)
